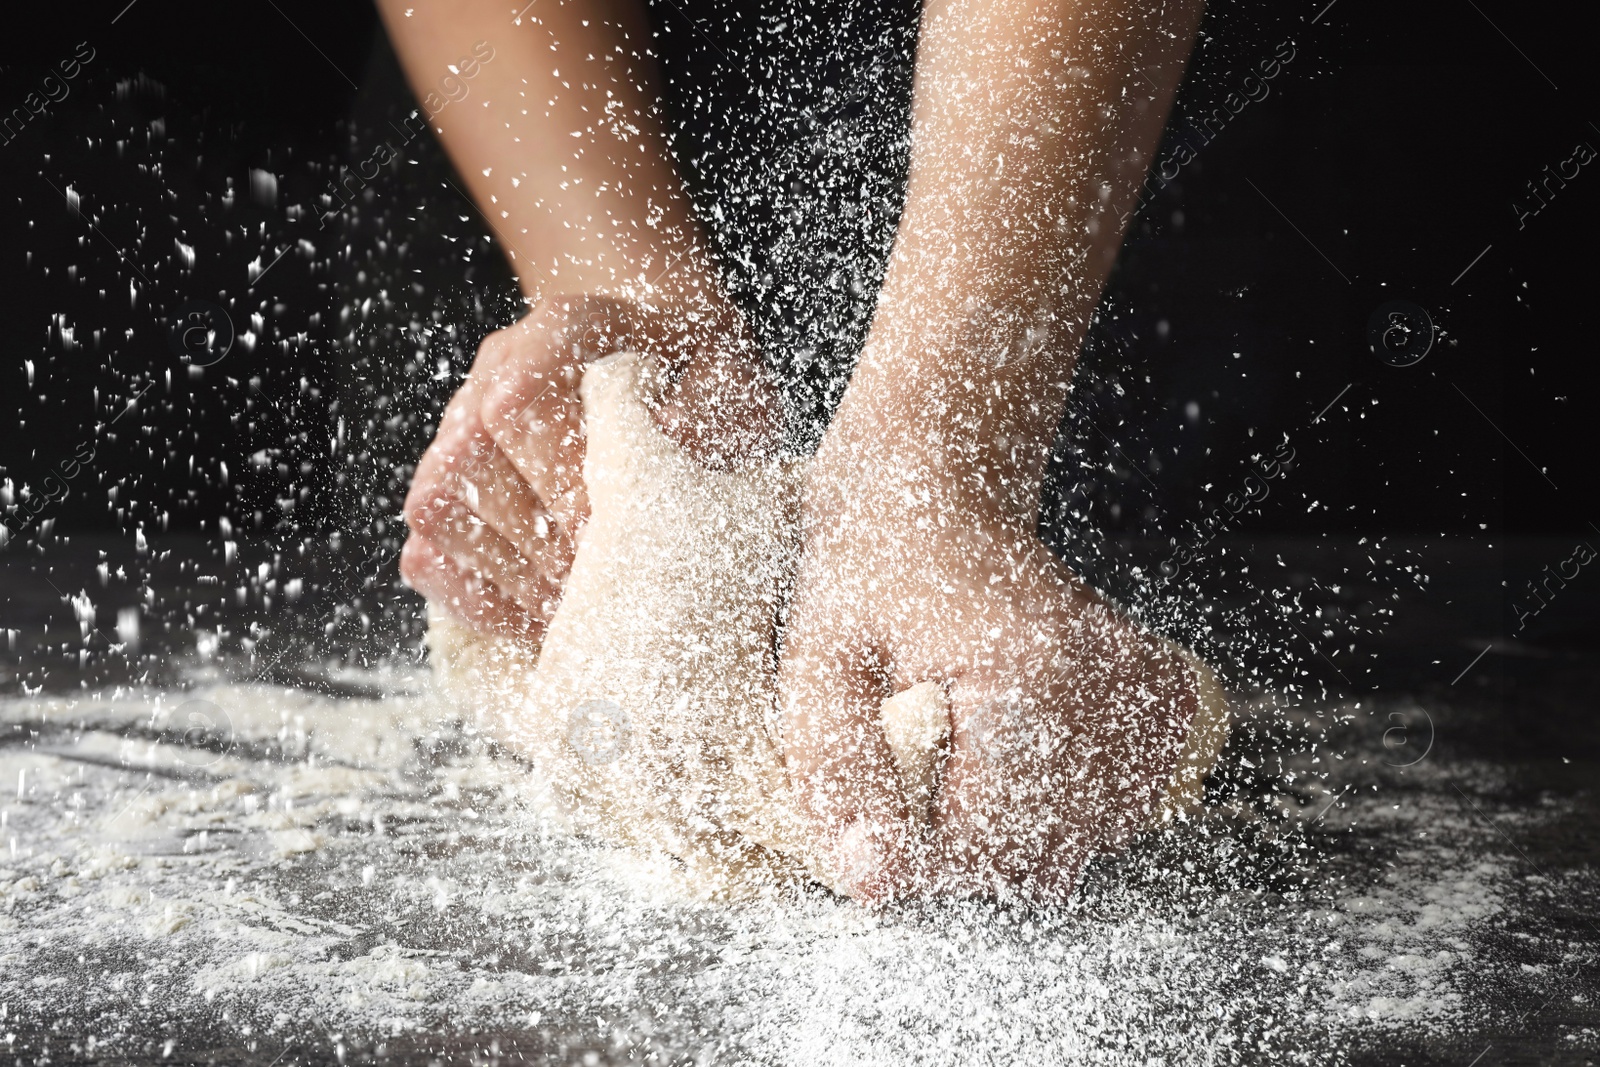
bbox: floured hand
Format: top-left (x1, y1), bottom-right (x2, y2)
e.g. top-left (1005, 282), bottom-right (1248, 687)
top-left (778, 423), bottom-right (1210, 905)
top-left (400, 292), bottom-right (779, 641)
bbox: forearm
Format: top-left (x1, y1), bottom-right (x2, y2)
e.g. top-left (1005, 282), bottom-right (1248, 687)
top-left (837, 0), bottom-right (1202, 510)
top-left (375, 0), bottom-right (720, 306)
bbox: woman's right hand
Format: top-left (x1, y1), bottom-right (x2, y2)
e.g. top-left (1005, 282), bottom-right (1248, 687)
top-left (776, 417), bottom-right (1200, 904)
top-left (400, 291), bottom-right (780, 641)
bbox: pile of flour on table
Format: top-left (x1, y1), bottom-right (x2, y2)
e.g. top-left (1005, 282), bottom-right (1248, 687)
top-left (0, 678), bottom-right (1585, 1065)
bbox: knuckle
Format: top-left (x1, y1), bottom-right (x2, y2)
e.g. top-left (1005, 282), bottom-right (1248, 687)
top-left (401, 474), bottom-right (435, 525)
top-left (476, 320), bottom-right (536, 370)
top-left (403, 489), bottom-right (452, 535)
top-left (398, 537), bottom-right (437, 588)
top-left (480, 375), bottom-right (543, 436)
top-left (475, 331), bottom-right (508, 365)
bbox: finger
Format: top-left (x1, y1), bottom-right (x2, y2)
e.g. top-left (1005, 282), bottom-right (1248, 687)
top-left (1050, 604), bottom-right (1194, 846)
top-left (456, 442), bottom-right (575, 577)
top-left (405, 357), bottom-right (570, 615)
top-left (405, 495), bottom-right (561, 618)
top-left (399, 535), bottom-right (540, 638)
top-left (925, 609), bottom-right (1197, 898)
top-left (923, 677), bottom-right (1064, 898)
top-left (480, 361), bottom-right (589, 539)
top-left (402, 325), bottom-right (519, 544)
top-left (778, 609), bottom-right (914, 902)
top-left (1093, 640), bottom-right (1198, 846)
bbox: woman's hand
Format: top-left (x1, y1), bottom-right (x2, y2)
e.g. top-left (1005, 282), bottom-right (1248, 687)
top-left (776, 0), bottom-right (1205, 903)
top-left (380, 0), bottom-right (787, 636)
top-left (400, 292), bottom-right (779, 639)
top-left (778, 423), bottom-right (1200, 904)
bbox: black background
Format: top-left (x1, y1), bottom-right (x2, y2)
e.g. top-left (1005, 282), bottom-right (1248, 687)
top-left (0, 0), bottom-right (1595, 676)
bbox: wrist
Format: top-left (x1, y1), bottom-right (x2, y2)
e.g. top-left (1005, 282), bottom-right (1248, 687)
top-left (826, 301), bottom-right (1077, 523)
top-left (513, 223), bottom-right (723, 305)
top-left (814, 379), bottom-right (1053, 531)
top-left (513, 227), bottom-right (751, 355)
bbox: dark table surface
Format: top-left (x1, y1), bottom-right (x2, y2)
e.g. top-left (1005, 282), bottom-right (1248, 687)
top-left (0, 533), bottom-right (1595, 1066)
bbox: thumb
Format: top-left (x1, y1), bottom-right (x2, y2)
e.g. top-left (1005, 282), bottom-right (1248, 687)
top-left (778, 613), bottom-right (914, 901)
top-left (481, 353), bottom-right (587, 545)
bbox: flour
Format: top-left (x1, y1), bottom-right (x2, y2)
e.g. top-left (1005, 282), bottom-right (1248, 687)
top-left (2, 681), bottom-right (1587, 1064)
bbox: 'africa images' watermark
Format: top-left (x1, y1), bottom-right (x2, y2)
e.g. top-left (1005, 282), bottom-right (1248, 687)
top-left (1453, 124), bottom-right (1598, 287)
top-left (1512, 138), bottom-right (1595, 231)
top-left (163, 697), bottom-right (235, 769)
top-left (1382, 706), bottom-right (1435, 768)
top-left (314, 41), bottom-right (495, 229)
top-left (1367, 300), bottom-right (1434, 368)
top-left (1511, 537), bottom-right (1595, 632)
top-left (0, 440), bottom-right (96, 547)
top-left (0, 41), bottom-right (97, 148)
top-left (566, 699), bottom-right (631, 765)
top-left (168, 300), bottom-right (235, 367)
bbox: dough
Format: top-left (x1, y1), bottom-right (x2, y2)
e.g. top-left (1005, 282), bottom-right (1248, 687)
top-left (427, 351), bottom-right (1228, 897)
top-left (429, 352), bottom-right (813, 892)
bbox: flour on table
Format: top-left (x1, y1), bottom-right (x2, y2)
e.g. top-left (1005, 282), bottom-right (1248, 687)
top-left (3, 684), bottom-right (1579, 1064)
